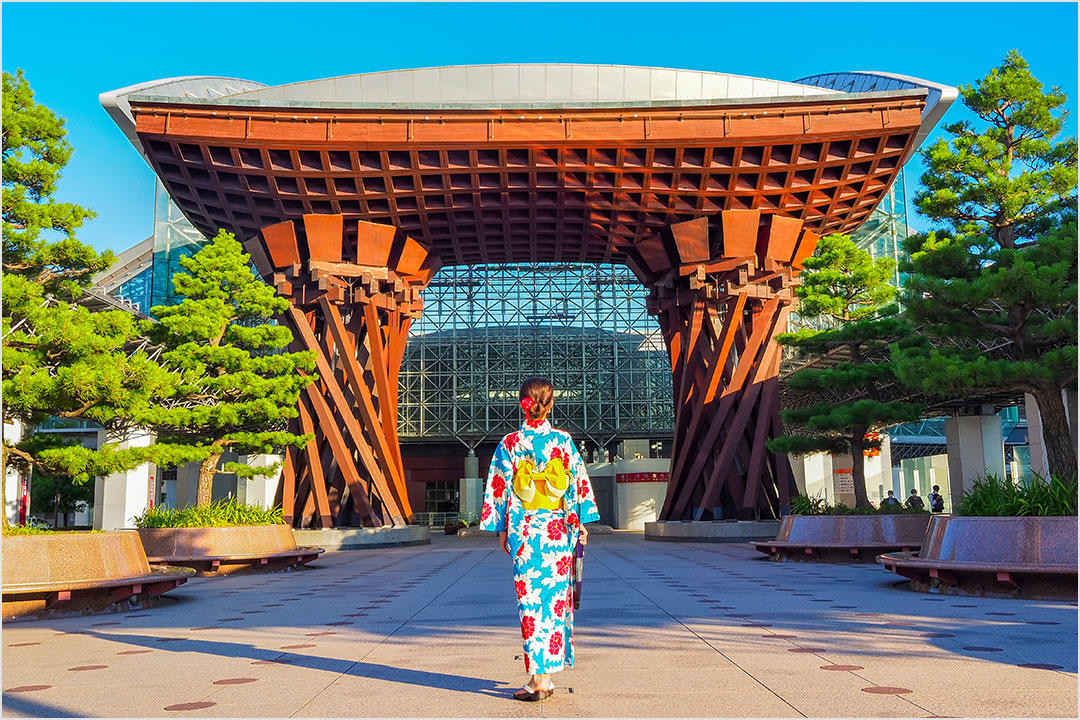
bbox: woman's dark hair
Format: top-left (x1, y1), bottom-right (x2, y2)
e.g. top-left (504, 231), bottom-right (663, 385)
top-left (519, 377), bottom-right (554, 420)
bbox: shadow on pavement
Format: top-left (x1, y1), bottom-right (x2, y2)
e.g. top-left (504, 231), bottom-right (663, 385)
top-left (85, 630), bottom-right (510, 698)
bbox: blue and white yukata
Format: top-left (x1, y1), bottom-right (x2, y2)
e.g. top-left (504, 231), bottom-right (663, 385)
top-left (480, 419), bottom-right (600, 675)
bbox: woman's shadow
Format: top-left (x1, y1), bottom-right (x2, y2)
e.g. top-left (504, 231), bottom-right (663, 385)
top-left (87, 629), bottom-right (510, 698)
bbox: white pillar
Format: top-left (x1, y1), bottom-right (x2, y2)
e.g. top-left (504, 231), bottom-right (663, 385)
top-left (3, 419), bottom-right (26, 525)
top-left (944, 406), bottom-right (1005, 502)
top-left (235, 454), bottom-right (283, 509)
top-left (802, 453), bottom-right (833, 501)
top-left (92, 429), bottom-right (155, 530)
top-left (830, 454), bottom-right (857, 506)
top-left (788, 454), bottom-right (807, 495)
top-left (1025, 393), bottom-right (1049, 476)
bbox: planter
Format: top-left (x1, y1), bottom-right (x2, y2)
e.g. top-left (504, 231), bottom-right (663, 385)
top-left (2, 531), bottom-right (193, 621)
top-left (751, 513), bottom-right (929, 562)
top-left (645, 520), bottom-right (781, 543)
top-left (137, 524), bottom-right (324, 576)
top-left (878, 515), bottom-right (1078, 599)
top-left (293, 525), bottom-right (430, 549)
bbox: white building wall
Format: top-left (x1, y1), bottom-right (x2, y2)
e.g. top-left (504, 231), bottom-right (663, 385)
top-left (92, 429), bottom-right (155, 530)
top-left (4, 419), bottom-right (25, 525)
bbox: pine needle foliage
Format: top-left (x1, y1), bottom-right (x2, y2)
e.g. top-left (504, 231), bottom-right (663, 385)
top-left (1, 70), bottom-right (180, 528)
top-left (894, 51), bottom-right (1078, 479)
top-left (769, 234), bottom-right (924, 509)
top-left (138, 230), bottom-right (317, 507)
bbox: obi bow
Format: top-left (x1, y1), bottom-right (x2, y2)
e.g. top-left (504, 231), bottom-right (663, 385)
top-left (512, 457), bottom-right (569, 511)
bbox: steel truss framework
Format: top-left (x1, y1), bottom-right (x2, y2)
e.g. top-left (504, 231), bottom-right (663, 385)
top-left (399, 263), bottom-right (672, 445)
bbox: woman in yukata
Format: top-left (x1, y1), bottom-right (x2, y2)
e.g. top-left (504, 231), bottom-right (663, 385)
top-left (479, 377), bottom-right (600, 702)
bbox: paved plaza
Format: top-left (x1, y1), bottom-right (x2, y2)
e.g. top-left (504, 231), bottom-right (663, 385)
top-left (2, 533), bottom-right (1076, 718)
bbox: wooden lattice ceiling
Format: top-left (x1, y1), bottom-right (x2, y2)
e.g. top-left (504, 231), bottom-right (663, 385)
top-left (131, 93), bottom-right (925, 266)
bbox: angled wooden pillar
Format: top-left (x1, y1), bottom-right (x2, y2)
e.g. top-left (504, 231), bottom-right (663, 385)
top-left (246, 215), bottom-right (438, 528)
top-left (637, 211), bottom-right (814, 521)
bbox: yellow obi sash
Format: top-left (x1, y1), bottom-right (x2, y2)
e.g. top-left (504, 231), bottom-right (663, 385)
top-left (513, 458), bottom-right (569, 511)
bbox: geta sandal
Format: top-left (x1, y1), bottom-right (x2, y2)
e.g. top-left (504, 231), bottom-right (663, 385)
top-left (512, 682), bottom-right (554, 702)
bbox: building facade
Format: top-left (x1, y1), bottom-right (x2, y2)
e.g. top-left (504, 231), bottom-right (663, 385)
top-left (95, 65), bottom-right (962, 527)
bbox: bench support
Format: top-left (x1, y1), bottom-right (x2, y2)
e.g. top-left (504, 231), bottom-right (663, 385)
top-left (996, 571), bottom-right (1021, 592)
top-left (929, 568), bottom-right (959, 586)
top-left (45, 590), bottom-right (71, 609)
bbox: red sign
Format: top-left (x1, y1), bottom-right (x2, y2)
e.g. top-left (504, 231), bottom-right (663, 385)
top-left (616, 472), bottom-right (669, 484)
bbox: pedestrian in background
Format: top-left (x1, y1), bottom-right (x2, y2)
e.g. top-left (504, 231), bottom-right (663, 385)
top-left (928, 485), bottom-right (945, 513)
top-left (905, 488), bottom-right (925, 510)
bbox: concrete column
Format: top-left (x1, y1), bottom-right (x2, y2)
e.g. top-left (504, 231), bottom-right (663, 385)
top-left (92, 429), bottom-right (154, 530)
top-left (788, 454), bottom-right (807, 495)
top-left (944, 406), bottom-right (1005, 502)
top-left (619, 439), bottom-right (651, 460)
top-left (830, 454), bottom-right (857, 507)
top-left (211, 450), bottom-right (240, 500)
top-left (172, 461), bottom-right (199, 509)
top-left (459, 449), bottom-right (482, 519)
top-left (611, 458), bottom-right (667, 530)
top-left (1025, 394), bottom-right (1049, 476)
top-left (235, 454), bottom-right (282, 509)
top-left (864, 435), bottom-right (892, 505)
top-left (801, 453), bottom-right (833, 501)
top-left (4, 419), bottom-right (25, 525)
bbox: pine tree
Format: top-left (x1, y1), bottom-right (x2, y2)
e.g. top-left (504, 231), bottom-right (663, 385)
top-left (1, 70), bottom-right (180, 530)
top-left (895, 51), bottom-right (1078, 479)
top-left (139, 231), bottom-right (317, 507)
top-left (769, 234), bottom-right (924, 509)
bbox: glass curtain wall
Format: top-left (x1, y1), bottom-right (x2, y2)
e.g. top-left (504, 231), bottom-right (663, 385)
top-left (399, 264), bottom-right (673, 446)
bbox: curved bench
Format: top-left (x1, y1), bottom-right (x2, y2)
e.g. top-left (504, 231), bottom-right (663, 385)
top-left (138, 525), bottom-right (324, 576)
top-left (878, 515), bottom-right (1078, 599)
top-left (2, 532), bottom-right (194, 621)
top-left (751, 514), bottom-right (929, 562)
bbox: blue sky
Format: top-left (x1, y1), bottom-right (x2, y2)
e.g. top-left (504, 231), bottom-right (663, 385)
top-left (3, 2), bottom-right (1077, 254)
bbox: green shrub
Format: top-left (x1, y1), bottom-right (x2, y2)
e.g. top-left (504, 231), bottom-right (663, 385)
top-left (134, 498), bottom-right (284, 528)
top-left (956, 474), bottom-right (1077, 517)
top-left (3, 525), bottom-right (53, 536)
top-left (789, 495), bottom-right (829, 515)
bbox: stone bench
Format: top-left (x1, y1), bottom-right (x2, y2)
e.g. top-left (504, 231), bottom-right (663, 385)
top-left (751, 514), bottom-right (929, 562)
top-left (138, 525), bottom-right (324, 576)
top-left (2, 532), bottom-right (194, 621)
top-left (877, 515), bottom-right (1078, 599)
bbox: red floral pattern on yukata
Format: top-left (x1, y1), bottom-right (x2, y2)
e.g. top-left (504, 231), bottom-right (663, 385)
top-left (479, 419), bottom-right (601, 674)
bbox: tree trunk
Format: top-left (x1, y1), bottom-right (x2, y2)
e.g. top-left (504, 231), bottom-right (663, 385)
top-left (1030, 385), bottom-right (1078, 479)
top-left (196, 453), bottom-right (222, 507)
top-left (849, 427), bottom-right (873, 509)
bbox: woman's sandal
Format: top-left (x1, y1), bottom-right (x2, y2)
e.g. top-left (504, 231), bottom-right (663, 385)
top-left (512, 681), bottom-right (555, 702)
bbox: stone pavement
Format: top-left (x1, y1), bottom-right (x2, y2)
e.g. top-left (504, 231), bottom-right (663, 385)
top-left (2, 533), bottom-right (1076, 718)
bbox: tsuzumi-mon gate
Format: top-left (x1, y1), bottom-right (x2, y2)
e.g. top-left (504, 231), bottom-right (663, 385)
top-left (103, 65), bottom-right (955, 528)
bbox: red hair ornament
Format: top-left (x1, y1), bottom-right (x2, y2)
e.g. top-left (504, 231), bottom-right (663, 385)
top-left (520, 397), bottom-right (534, 413)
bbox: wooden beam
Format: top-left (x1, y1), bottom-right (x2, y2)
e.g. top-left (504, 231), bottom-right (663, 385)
top-left (315, 300), bottom-right (411, 522)
top-left (286, 305), bottom-right (404, 523)
top-left (297, 397), bottom-right (335, 528)
top-left (302, 382), bottom-right (382, 526)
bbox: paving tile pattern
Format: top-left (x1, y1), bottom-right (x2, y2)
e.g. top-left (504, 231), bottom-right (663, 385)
top-left (2, 534), bottom-right (1076, 718)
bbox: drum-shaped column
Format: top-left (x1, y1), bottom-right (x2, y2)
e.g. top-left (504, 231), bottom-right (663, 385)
top-left (626, 210), bottom-right (819, 521)
top-left (247, 215), bottom-right (439, 528)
